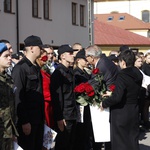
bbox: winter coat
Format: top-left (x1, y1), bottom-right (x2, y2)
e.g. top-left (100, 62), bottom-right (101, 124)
top-left (102, 67), bottom-right (143, 150)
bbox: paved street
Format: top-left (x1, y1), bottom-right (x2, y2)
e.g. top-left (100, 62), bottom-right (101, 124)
top-left (139, 110), bottom-right (150, 150)
top-left (53, 112), bottom-right (150, 150)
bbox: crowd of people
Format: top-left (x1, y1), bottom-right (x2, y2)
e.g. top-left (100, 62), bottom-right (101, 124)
top-left (0, 35), bottom-right (150, 150)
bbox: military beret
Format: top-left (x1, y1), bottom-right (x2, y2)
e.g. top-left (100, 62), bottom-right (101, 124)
top-left (0, 43), bottom-right (7, 54)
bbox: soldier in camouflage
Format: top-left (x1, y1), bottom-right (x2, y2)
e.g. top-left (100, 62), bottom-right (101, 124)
top-left (0, 43), bottom-right (18, 150)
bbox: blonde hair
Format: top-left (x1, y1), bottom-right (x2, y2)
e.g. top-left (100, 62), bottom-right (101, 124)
top-left (73, 58), bottom-right (79, 69)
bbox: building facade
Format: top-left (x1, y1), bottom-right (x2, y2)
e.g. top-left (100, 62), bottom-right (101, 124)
top-left (0, 0), bottom-right (94, 52)
top-left (94, 0), bottom-right (150, 23)
top-left (93, 0), bottom-right (150, 54)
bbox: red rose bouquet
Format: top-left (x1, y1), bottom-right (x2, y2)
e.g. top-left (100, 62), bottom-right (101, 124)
top-left (74, 68), bottom-right (107, 107)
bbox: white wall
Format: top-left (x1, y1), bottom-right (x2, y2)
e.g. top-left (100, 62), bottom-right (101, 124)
top-left (0, 0), bottom-right (91, 52)
top-left (94, 0), bottom-right (150, 20)
top-left (0, 0), bottom-right (17, 51)
top-left (131, 30), bottom-right (148, 37)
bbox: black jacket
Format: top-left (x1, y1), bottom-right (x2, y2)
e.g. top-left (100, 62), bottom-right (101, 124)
top-left (74, 67), bottom-right (90, 86)
top-left (50, 63), bottom-right (77, 121)
top-left (12, 57), bottom-right (44, 125)
top-left (102, 67), bottom-right (143, 108)
top-left (96, 54), bottom-right (118, 88)
top-left (74, 67), bottom-right (91, 122)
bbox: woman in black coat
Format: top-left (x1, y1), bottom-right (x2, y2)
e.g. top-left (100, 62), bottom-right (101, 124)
top-left (101, 50), bottom-right (143, 150)
top-left (73, 49), bottom-right (93, 150)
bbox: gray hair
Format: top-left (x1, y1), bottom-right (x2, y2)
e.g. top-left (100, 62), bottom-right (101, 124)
top-left (85, 45), bottom-right (102, 58)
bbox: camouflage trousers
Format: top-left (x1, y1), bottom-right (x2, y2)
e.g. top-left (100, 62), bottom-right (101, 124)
top-left (0, 138), bottom-right (13, 150)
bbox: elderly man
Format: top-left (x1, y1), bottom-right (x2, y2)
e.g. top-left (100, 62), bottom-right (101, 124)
top-left (85, 45), bottom-right (118, 150)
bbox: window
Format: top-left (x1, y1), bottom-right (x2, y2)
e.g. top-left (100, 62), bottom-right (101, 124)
top-left (107, 16), bottom-right (113, 21)
top-left (142, 10), bottom-right (150, 23)
top-left (119, 16), bottom-right (125, 20)
top-left (80, 5), bottom-right (85, 26)
top-left (44, 0), bottom-right (51, 20)
top-left (72, 3), bottom-right (77, 25)
top-left (4, 0), bottom-right (12, 13)
top-left (32, 0), bottom-right (38, 17)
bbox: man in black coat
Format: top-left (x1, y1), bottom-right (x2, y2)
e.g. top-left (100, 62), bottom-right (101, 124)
top-left (85, 45), bottom-right (118, 150)
top-left (50, 45), bottom-right (77, 150)
top-left (12, 35), bottom-right (45, 150)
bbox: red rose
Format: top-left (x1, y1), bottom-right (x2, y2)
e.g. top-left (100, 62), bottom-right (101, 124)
top-left (85, 82), bottom-right (95, 97)
top-left (41, 55), bottom-right (48, 62)
top-left (109, 84), bottom-right (116, 92)
top-left (87, 91), bottom-right (95, 97)
top-left (74, 83), bottom-right (86, 93)
top-left (92, 68), bottom-right (99, 74)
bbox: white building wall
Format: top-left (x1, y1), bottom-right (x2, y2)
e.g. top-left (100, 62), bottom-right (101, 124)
top-left (0, 0), bottom-right (17, 51)
top-left (94, 0), bottom-right (150, 20)
top-left (131, 30), bottom-right (148, 37)
top-left (0, 0), bottom-right (91, 52)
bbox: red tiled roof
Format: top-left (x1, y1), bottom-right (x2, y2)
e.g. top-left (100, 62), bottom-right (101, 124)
top-left (94, 13), bottom-right (150, 30)
top-left (94, 19), bottom-right (150, 45)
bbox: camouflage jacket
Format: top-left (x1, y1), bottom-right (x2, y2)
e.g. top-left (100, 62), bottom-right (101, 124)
top-left (0, 72), bottom-right (18, 138)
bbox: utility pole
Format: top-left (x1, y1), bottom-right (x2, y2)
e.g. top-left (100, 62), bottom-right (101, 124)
top-left (16, 0), bottom-right (19, 53)
top-left (87, 0), bottom-right (94, 45)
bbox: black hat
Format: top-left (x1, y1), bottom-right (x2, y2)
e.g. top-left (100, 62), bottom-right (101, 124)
top-left (58, 44), bottom-right (74, 56)
top-left (24, 35), bottom-right (43, 47)
top-left (108, 54), bottom-right (118, 62)
top-left (119, 45), bottom-right (129, 52)
top-left (75, 49), bottom-right (86, 61)
top-left (12, 53), bottom-right (19, 60)
top-left (18, 52), bottom-right (24, 57)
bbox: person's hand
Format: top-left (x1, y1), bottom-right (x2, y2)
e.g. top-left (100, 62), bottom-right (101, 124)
top-left (100, 102), bottom-right (104, 111)
top-left (57, 119), bottom-right (66, 132)
top-left (22, 123), bottom-right (31, 135)
top-left (12, 135), bottom-right (17, 142)
top-left (102, 91), bottom-right (112, 97)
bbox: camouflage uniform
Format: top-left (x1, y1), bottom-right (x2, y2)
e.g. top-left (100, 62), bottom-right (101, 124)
top-left (0, 72), bottom-right (18, 150)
